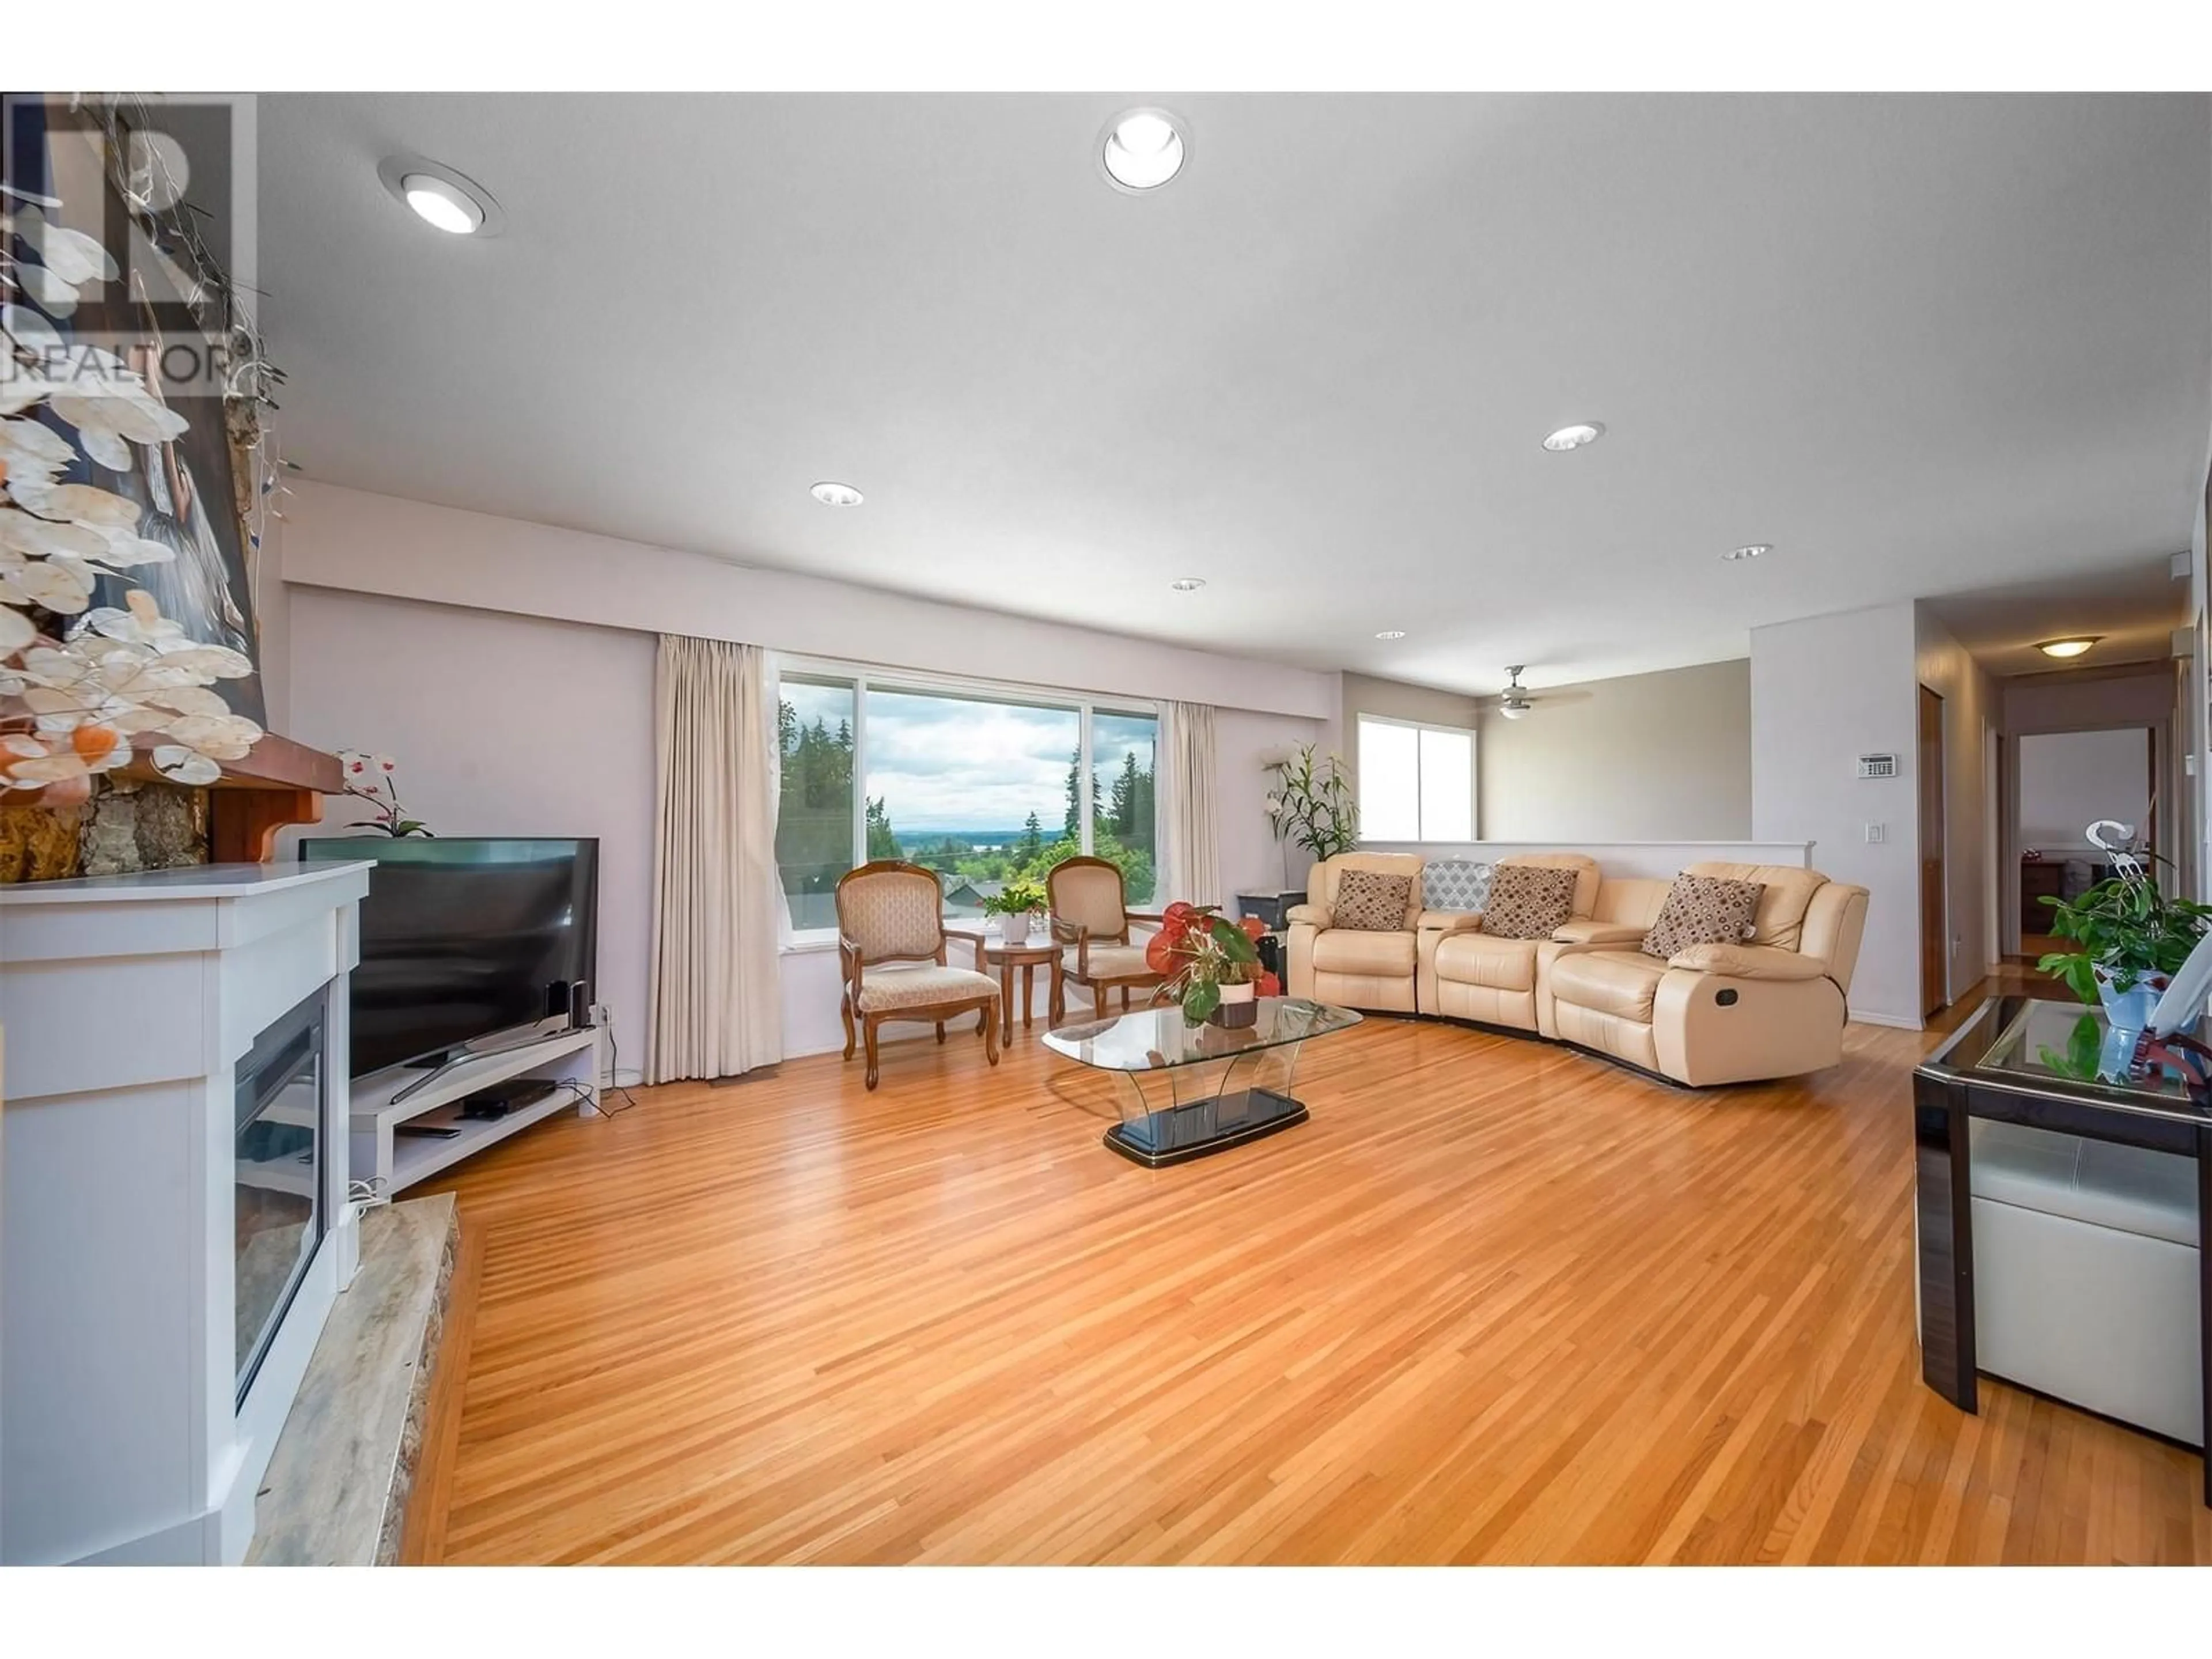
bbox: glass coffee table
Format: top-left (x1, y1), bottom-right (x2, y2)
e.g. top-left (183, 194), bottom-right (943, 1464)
top-left (1042, 997), bottom-right (1361, 1167)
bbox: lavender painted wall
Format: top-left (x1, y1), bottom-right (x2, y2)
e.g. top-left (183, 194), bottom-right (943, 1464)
top-left (283, 587), bottom-right (660, 1080)
top-left (281, 583), bottom-right (1327, 1068)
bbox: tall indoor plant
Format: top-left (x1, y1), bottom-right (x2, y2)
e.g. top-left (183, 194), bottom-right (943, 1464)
top-left (2038, 867), bottom-right (2212, 1036)
top-left (1265, 743), bottom-right (1357, 884)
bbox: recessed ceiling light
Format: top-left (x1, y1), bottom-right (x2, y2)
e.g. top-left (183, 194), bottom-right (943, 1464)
top-left (1541, 422), bottom-right (1605, 452)
top-left (1169, 577), bottom-right (1206, 592)
top-left (376, 155), bottom-right (504, 237)
top-left (810, 481), bottom-right (863, 507)
top-left (2037, 636), bottom-right (2101, 659)
top-left (403, 176), bottom-right (481, 234)
top-left (1374, 630), bottom-right (1407, 640)
top-left (1101, 108), bottom-right (1188, 192)
top-left (1721, 543), bottom-right (1771, 562)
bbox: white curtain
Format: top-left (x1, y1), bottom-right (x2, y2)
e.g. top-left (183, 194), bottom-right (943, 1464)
top-left (1157, 700), bottom-right (1221, 908)
top-left (647, 635), bottom-right (785, 1082)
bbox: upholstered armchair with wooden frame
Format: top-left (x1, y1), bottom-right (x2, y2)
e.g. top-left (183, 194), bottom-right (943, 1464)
top-left (835, 860), bottom-right (1001, 1090)
top-left (1046, 855), bottom-right (1166, 1025)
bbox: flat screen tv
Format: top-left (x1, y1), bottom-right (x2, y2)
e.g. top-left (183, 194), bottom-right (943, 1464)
top-left (301, 837), bottom-right (599, 1077)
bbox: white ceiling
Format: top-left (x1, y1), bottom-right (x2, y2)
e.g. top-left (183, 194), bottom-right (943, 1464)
top-left (1921, 552), bottom-right (2190, 679)
top-left (257, 93), bottom-right (2212, 694)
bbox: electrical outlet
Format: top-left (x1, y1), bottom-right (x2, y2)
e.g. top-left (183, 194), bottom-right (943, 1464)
top-left (1864, 822), bottom-right (1886, 844)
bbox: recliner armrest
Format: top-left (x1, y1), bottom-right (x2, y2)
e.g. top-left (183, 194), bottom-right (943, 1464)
top-left (1667, 942), bottom-right (1827, 980)
top-left (1418, 910), bottom-right (1483, 933)
top-left (1286, 904), bottom-right (1331, 927)
top-left (1552, 920), bottom-right (1646, 945)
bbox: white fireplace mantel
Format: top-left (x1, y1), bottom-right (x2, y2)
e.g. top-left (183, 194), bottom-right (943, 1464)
top-left (0, 860), bottom-right (372, 1565)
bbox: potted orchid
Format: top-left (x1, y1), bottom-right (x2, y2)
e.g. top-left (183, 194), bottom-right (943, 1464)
top-left (338, 750), bottom-right (432, 838)
top-left (1145, 902), bottom-right (1280, 1027)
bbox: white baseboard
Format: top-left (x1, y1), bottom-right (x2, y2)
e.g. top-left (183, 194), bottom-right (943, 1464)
top-left (1849, 1010), bottom-right (1925, 1031)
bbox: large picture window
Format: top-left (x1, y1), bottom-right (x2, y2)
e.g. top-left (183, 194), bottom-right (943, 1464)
top-left (775, 664), bottom-right (1160, 935)
top-left (1357, 715), bottom-right (1475, 843)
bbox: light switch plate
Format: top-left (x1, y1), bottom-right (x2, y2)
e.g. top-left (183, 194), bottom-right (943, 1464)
top-left (1865, 822), bottom-right (1886, 844)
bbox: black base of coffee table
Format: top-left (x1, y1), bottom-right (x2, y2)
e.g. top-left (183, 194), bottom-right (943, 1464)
top-left (1101, 1086), bottom-right (1309, 1168)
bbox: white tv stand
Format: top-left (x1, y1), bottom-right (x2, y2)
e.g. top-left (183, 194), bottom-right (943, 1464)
top-left (350, 1024), bottom-right (606, 1196)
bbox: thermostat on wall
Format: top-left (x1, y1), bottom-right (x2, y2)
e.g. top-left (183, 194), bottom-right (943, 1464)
top-left (1857, 753), bottom-right (1900, 780)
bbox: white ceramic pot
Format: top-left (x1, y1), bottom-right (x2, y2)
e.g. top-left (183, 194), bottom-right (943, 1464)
top-left (2093, 961), bottom-right (2166, 1040)
top-left (999, 912), bottom-right (1032, 948)
top-left (1211, 979), bottom-right (1259, 1028)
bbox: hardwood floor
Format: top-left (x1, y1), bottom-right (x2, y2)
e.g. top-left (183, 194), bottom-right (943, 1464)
top-left (410, 1010), bottom-right (2211, 1565)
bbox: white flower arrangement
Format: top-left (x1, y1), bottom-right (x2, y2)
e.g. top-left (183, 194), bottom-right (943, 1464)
top-left (1, 207), bottom-right (263, 803)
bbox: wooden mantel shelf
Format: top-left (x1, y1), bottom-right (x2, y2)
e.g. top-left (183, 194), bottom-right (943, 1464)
top-left (118, 732), bottom-right (345, 796)
top-left (2, 732), bottom-right (343, 874)
top-left (115, 732), bottom-right (347, 863)
top-left (215, 734), bottom-right (343, 863)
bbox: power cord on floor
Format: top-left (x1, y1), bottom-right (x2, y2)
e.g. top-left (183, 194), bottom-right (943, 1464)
top-left (550, 1077), bottom-right (613, 1116)
top-left (594, 1007), bottom-right (641, 1113)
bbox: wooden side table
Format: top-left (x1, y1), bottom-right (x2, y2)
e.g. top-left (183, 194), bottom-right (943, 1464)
top-left (982, 938), bottom-right (1059, 1046)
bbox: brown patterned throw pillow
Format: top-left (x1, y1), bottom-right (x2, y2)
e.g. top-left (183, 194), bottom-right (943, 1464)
top-left (1332, 869), bottom-right (1413, 931)
top-left (1478, 864), bottom-right (1579, 939)
top-left (1641, 874), bottom-right (1765, 960)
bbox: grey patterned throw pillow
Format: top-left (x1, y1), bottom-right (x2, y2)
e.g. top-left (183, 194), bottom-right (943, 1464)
top-left (1422, 859), bottom-right (1494, 914)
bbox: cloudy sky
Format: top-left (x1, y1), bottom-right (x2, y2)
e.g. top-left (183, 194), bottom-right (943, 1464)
top-left (783, 680), bottom-right (1154, 835)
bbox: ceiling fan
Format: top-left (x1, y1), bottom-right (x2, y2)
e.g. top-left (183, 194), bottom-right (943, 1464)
top-left (1481, 665), bottom-right (1591, 720)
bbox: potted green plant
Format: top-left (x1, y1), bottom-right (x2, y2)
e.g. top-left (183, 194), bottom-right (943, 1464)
top-left (980, 876), bottom-right (1048, 948)
top-left (1265, 744), bottom-right (1357, 882)
top-left (2038, 869), bottom-right (2212, 1037)
top-left (1145, 902), bottom-right (1280, 1026)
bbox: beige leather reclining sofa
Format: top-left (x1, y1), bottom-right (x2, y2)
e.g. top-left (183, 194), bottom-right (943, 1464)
top-left (1285, 853), bottom-right (1869, 1088)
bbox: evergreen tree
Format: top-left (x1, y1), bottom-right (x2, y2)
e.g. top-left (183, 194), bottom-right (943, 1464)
top-left (1063, 748), bottom-right (1104, 840)
top-left (1019, 811), bottom-right (1043, 861)
top-left (865, 795), bottom-right (900, 859)
top-left (1110, 749), bottom-right (1141, 837)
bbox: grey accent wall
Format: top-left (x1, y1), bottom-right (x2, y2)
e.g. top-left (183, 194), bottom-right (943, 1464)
top-left (1479, 659), bottom-right (1753, 842)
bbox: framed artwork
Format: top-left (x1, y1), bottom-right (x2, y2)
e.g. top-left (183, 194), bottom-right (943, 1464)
top-left (6, 96), bottom-right (267, 725)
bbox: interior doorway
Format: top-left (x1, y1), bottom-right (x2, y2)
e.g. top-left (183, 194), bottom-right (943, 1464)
top-left (2013, 725), bottom-right (2156, 956)
top-left (1918, 685), bottom-right (1947, 1018)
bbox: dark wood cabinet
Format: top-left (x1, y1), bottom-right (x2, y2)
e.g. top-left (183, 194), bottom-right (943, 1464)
top-left (2020, 860), bottom-right (2065, 935)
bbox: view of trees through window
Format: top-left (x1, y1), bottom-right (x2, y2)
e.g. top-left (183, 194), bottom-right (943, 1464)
top-left (775, 672), bottom-right (1158, 931)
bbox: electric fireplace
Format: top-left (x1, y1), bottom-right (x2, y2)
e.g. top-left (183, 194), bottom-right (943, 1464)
top-left (234, 987), bottom-right (330, 1406)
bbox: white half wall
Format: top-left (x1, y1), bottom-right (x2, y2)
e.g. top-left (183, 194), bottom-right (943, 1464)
top-left (1361, 839), bottom-right (1813, 880)
top-left (282, 479), bottom-right (1337, 720)
top-left (1751, 604), bottom-right (1921, 1027)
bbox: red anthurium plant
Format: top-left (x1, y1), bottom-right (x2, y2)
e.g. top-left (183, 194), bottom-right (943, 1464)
top-left (1146, 902), bottom-right (1281, 1024)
